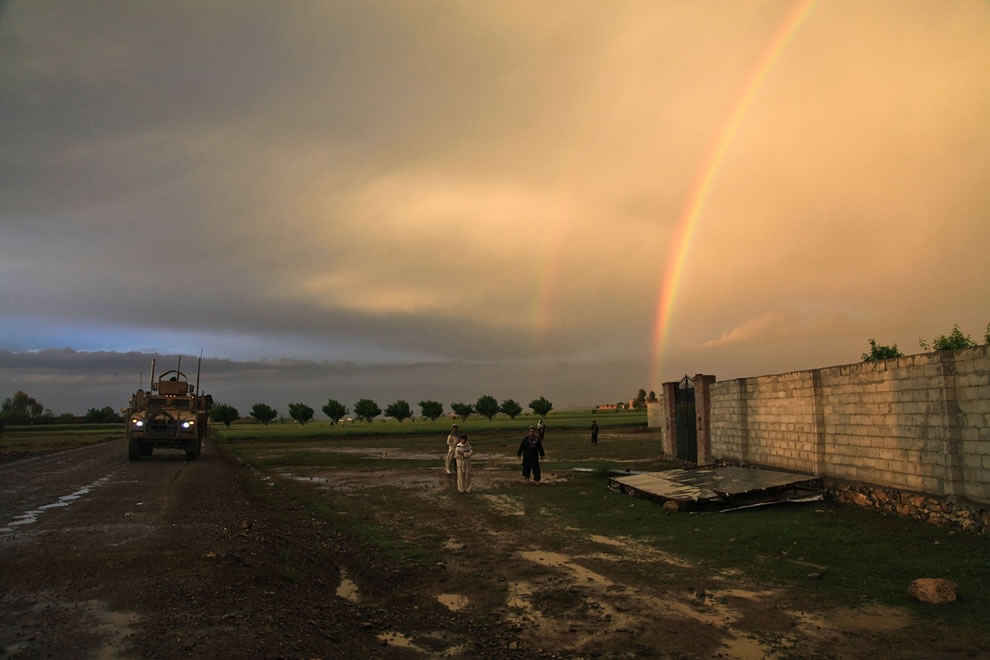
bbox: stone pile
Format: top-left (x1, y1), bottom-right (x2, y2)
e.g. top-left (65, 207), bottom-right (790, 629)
top-left (828, 479), bottom-right (990, 534)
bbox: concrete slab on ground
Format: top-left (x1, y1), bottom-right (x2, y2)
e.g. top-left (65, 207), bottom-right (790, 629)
top-left (610, 466), bottom-right (821, 504)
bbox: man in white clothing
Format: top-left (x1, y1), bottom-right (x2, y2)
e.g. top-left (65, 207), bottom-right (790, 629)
top-left (444, 424), bottom-right (459, 474)
top-left (455, 433), bottom-right (473, 493)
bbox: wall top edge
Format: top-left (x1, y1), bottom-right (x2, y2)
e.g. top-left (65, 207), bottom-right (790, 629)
top-left (708, 344), bottom-right (988, 386)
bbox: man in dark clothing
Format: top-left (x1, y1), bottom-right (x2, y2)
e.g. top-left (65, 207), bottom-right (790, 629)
top-left (517, 427), bottom-right (546, 482)
top-left (590, 419), bottom-right (599, 445)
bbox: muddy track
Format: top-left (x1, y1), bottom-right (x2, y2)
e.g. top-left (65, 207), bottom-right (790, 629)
top-left (0, 439), bottom-right (531, 658)
top-left (3, 439), bottom-right (985, 659)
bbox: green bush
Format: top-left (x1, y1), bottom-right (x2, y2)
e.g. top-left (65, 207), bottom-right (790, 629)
top-left (920, 324), bottom-right (977, 352)
top-left (861, 338), bottom-right (903, 362)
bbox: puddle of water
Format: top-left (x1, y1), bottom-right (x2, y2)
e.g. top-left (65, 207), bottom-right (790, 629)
top-left (286, 475), bottom-right (330, 485)
top-left (481, 495), bottom-right (525, 516)
top-left (1, 473), bottom-right (114, 534)
top-left (437, 593), bottom-right (469, 611)
top-left (378, 631), bottom-right (425, 652)
top-left (336, 569), bottom-right (360, 603)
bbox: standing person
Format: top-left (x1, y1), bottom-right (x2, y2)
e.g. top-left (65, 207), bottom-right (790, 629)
top-left (455, 433), bottom-right (473, 493)
top-left (444, 424), bottom-right (459, 474)
top-left (590, 419), bottom-right (599, 445)
top-left (517, 426), bottom-right (546, 483)
top-left (536, 417), bottom-right (546, 441)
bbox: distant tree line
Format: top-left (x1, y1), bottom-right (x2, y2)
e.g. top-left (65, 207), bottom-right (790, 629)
top-left (0, 391), bottom-right (123, 432)
top-left (210, 394), bottom-right (557, 426)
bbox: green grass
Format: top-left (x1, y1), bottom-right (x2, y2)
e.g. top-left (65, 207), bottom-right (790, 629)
top-left (2, 423), bottom-right (123, 434)
top-left (220, 424), bottom-right (662, 471)
top-left (505, 473), bottom-right (990, 625)
top-left (216, 408), bottom-right (646, 441)
top-left (0, 427), bottom-right (123, 458)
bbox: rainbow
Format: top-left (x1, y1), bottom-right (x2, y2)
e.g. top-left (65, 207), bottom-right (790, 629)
top-left (649, 0), bottom-right (816, 387)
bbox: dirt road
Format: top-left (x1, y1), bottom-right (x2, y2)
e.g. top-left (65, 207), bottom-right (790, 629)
top-left (0, 439), bottom-right (505, 659)
top-left (2, 437), bottom-right (984, 659)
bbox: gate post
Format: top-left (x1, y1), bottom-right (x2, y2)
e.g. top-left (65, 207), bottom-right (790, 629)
top-left (693, 374), bottom-right (716, 465)
top-left (660, 382), bottom-right (678, 456)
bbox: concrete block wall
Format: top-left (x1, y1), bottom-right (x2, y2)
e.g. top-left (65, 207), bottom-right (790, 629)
top-left (646, 400), bottom-right (662, 429)
top-left (709, 346), bottom-right (990, 505)
top-left (710, 371), bottom-right (819, 474)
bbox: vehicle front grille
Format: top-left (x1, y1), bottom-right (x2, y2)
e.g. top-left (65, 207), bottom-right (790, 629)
top-left (149, 418), bottom-right (178, 434)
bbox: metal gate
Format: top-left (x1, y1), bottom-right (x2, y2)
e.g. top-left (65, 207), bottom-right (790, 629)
top-left (675, 377), bottom-right (697, 463)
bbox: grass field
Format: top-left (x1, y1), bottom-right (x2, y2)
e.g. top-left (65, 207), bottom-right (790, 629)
top-left (218, 408), bottom-right (646, 441)
top-left (218, 418), bottom-right (990, 653)
top-left (0, 423), bottom-right (123, 461)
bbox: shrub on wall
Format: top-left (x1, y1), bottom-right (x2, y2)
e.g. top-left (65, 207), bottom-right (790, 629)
top-left (861, 338), bottom-right (903, 362)
top-left (920, 324), bottom-right (978, 352)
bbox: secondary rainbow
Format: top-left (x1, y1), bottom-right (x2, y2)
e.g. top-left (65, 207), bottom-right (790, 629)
top-left (649, 0), bottom-right (816, 387)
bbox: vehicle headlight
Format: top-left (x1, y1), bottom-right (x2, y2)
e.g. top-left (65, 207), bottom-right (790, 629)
top-left (182, 421), bottom-right (193, 429)
top-left (132, 419), bottom-right (144, 427)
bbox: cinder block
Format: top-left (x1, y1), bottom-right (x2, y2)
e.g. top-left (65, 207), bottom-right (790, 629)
top-left (963, 468), bottom-right (985, 484)
top-left (964, 454), bottom-right (984, 469)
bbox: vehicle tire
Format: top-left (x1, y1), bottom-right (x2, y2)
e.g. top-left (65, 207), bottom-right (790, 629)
top-left (140, 445), bottom-right (153, 457)
top-left (185, 438), bottom-right (201, 460)
top-left (128, 434), bottom-right (140, 461)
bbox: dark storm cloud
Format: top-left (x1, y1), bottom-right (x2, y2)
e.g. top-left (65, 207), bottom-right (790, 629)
top-left (2, 1), bottom-right (989, 415)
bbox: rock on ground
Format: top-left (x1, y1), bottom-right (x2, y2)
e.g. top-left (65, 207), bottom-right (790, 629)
top-left (908, 578), bottom-right (958, 604)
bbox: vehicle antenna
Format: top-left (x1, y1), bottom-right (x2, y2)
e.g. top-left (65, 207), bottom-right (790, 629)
top-left (150, 357), bottom-right (157, 391)
top-left (176, 355), bottom-right (182, 381)
top-left (195, 349), bottom-right (203, 395)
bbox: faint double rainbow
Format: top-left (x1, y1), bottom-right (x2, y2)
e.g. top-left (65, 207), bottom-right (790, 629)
top-left (648, 0), bottom-right (816, 387)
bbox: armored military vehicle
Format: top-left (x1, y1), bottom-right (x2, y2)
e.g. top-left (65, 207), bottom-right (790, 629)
top-left (127, 356), bottom-right (212, 460)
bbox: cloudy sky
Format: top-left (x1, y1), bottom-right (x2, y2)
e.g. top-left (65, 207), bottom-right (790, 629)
top-left (2, 1), bottom-right (988, 414)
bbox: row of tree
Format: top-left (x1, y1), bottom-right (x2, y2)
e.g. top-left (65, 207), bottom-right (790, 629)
top-left (209, 395), bottom-right (555, 427)
top-left (0, 391), bottom-right (122, 429)
top-left (861, 322), bottom-right (990, 362)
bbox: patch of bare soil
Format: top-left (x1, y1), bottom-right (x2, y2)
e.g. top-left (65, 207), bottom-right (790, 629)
top-left (280, 465), bottom-right (568, 499)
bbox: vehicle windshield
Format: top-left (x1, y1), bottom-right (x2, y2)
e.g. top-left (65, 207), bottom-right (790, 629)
top-left (171, 399), bottom-right (190, 409)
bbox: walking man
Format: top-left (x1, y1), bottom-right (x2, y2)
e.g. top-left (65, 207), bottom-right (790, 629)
top-left (591, 419), bottom-right (599, 445)
top-left (444, 424), bottom-right (459, 474)
top-left (536, 417), bottom-right (546, 441)
top-left (455, 433), bottom-right (474, 493)
top-left (517, 426), bottom-right (545, 483)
